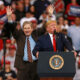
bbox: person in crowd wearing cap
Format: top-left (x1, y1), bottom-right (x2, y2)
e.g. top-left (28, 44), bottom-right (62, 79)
top-left (0, 61), bottom-right (17, 80)
top-left (33, 20), bottom-right (77, 58)
top-left (0, 1), bottom-right (8, 23)
top-left (5, 45), bottom-right (16, 72)
top-left (6, 39), bottom-right (11, 55)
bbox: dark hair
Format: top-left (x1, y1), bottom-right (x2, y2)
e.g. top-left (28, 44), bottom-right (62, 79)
top-left (23, 21), bottom-right (32, 28)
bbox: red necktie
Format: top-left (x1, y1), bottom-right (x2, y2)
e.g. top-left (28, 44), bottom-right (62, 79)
top-left (27, 37), bottom-right (33, 62)
top-left (53, 35), bottom-right (56, 52)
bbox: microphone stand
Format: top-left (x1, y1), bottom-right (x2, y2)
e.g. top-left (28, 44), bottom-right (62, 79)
top-left (2, 37), bottom-right (7, 80)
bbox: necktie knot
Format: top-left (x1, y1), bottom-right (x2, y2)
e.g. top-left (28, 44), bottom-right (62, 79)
top-left (27, 37), bottom-right (29, 40)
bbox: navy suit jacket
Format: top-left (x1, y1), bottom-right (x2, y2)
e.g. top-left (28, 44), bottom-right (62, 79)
top-left (33, 33), bottom-right (73, 56)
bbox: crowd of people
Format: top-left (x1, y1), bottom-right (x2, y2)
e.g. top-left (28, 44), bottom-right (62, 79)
top-left (0, 0), bottom-right (80, 80)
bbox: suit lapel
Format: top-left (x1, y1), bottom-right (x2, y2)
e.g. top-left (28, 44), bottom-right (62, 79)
top-left (22, 32), bottom-right (26, 50)
top-left (46, 33), bottom-right (54, 51)
top-left (56, 33), bottom-right (61, 51)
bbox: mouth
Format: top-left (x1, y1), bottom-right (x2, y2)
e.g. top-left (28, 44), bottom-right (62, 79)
top-left (25, 31), bottom-right (29, 33)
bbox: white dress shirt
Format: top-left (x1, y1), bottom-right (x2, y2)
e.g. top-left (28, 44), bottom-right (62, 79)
top-left (0, 30), bottom-right (2, 34)
top-left (49, 33), bottom-right (53, 44)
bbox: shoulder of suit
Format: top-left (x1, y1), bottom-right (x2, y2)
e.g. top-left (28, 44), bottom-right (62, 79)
top-left (59, 33), bottom-right (68, 39)
top-left (37, 33), bottom-right (48, 41)
top-left (56, 33), bottom-right (67, 38)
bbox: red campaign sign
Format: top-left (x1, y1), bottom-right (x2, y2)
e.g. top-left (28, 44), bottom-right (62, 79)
top-left (53, 0), bottom-right (64, 13)
top-left (0, 39), bottom-right (3, 51)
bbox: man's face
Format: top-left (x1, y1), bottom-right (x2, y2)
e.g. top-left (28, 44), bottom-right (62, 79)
top-left (32, 23), bottom-right (37, 30)
top-left (17, 2), bottom-right (24, 11)
top-left (26, 13), bottom-right (32, 18)
top-left (11, 14), bottom-right (16, 22)
top-left (0, 4), bottom-right (4, 10)
top-left (9, 49), bottom-right (15, 57)
top-left (75, 17), bottom-right (80, 26)
top-left (0, 24), bottom-right (4, 30)
top-left (72, 0), bottom-right (76, 4)
top-left (58, 17), bottom-right (64, 24)
top-left (46, 22), bottom-right (56, 34)
top-left (24, 0), bottom-right (30, 4)
top-left (6, 43), bottom-right (11, 49)
top-left (5, 64), bottom-right (10, 70)
top-left (23, 23), bottom-right (33, 36)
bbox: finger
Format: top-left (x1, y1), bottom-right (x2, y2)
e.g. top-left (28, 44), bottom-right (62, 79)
top-left (6, 6), bottom-right (9, 11)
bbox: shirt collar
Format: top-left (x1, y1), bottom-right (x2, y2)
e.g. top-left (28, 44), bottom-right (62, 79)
top-left (26, 35), bottom-right (32, 39)
top-left (49, 33), bottom-right (53, 37)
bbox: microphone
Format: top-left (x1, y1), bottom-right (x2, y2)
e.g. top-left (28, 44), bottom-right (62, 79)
top-left (53, 30), bottom-right (57, 35)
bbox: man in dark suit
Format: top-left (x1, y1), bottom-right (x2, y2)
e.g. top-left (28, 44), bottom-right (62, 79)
top-left (33, 20), bottom-right (77, 58)
top-left (9, 21), bottom-right (39, 80)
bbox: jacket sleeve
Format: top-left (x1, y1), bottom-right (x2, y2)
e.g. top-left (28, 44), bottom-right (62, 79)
top-left (4, 22), bottom-right (22, 40)
top-left (61, 34), bottom-right (73, 51)
top-left (33, 38), bottom-right (42, 56)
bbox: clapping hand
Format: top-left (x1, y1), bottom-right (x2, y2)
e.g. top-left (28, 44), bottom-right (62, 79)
top-left (6, 6), bottom-right (13, 17)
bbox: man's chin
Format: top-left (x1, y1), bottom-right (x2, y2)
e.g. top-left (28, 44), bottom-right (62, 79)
top-left (25, 34), bottom-right (30, 37)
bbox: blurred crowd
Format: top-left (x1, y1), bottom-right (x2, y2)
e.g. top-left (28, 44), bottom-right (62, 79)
top-left (0, 0), bottom-right (80, 80)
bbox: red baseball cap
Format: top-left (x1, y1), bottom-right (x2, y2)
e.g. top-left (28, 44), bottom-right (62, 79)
top-left (6, 39), bottom-right (11, 44)
top-left (1, 60), bottom-right (10, 66)
top-left (0, 21), bottom-right (4, 25)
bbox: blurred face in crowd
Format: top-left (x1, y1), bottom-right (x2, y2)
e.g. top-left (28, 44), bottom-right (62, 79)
top-left (11, 2), bottom-right (16, 11)
top-left (9, 49), bottom-right (15, 57)
top-left (17, 2), bottom-right (24, 11)
top-left (24, 0), bottom-right (30, 5)
top-left (11, 13), bottom-right (16, 22)
top-left (56, 25), bottom-right (62, 33)
top-left (6, 43), bottom-right (11, 49)
top-left (58, 16), bottom-right (64, 25)
top-left (0, 4), bottom-right (4, 10)
top-left (64, 20), bottom-right (68, 25)
top-left (16, 22), bottom-right (21, 30)
top-left (32, 22), bottom-right (37, 30)
top-left (71, 0), bottom-right (76, 4)
top-left (30, 6), bottom-right (35, 13)
top-left (23, 22), bottom-right (33, 36)
top-left (75, 17), bottom-right (80, 26)
top-left (26, 12), bottom-right (32, 18)
top-left (42, 12), bottom-right (47, 19)
top-left (5, 64), bottom-right (10, 71)
top-left (46, 21), bottom-right (56, 34)
top-left (0, 24), bottom-right (4, 30)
